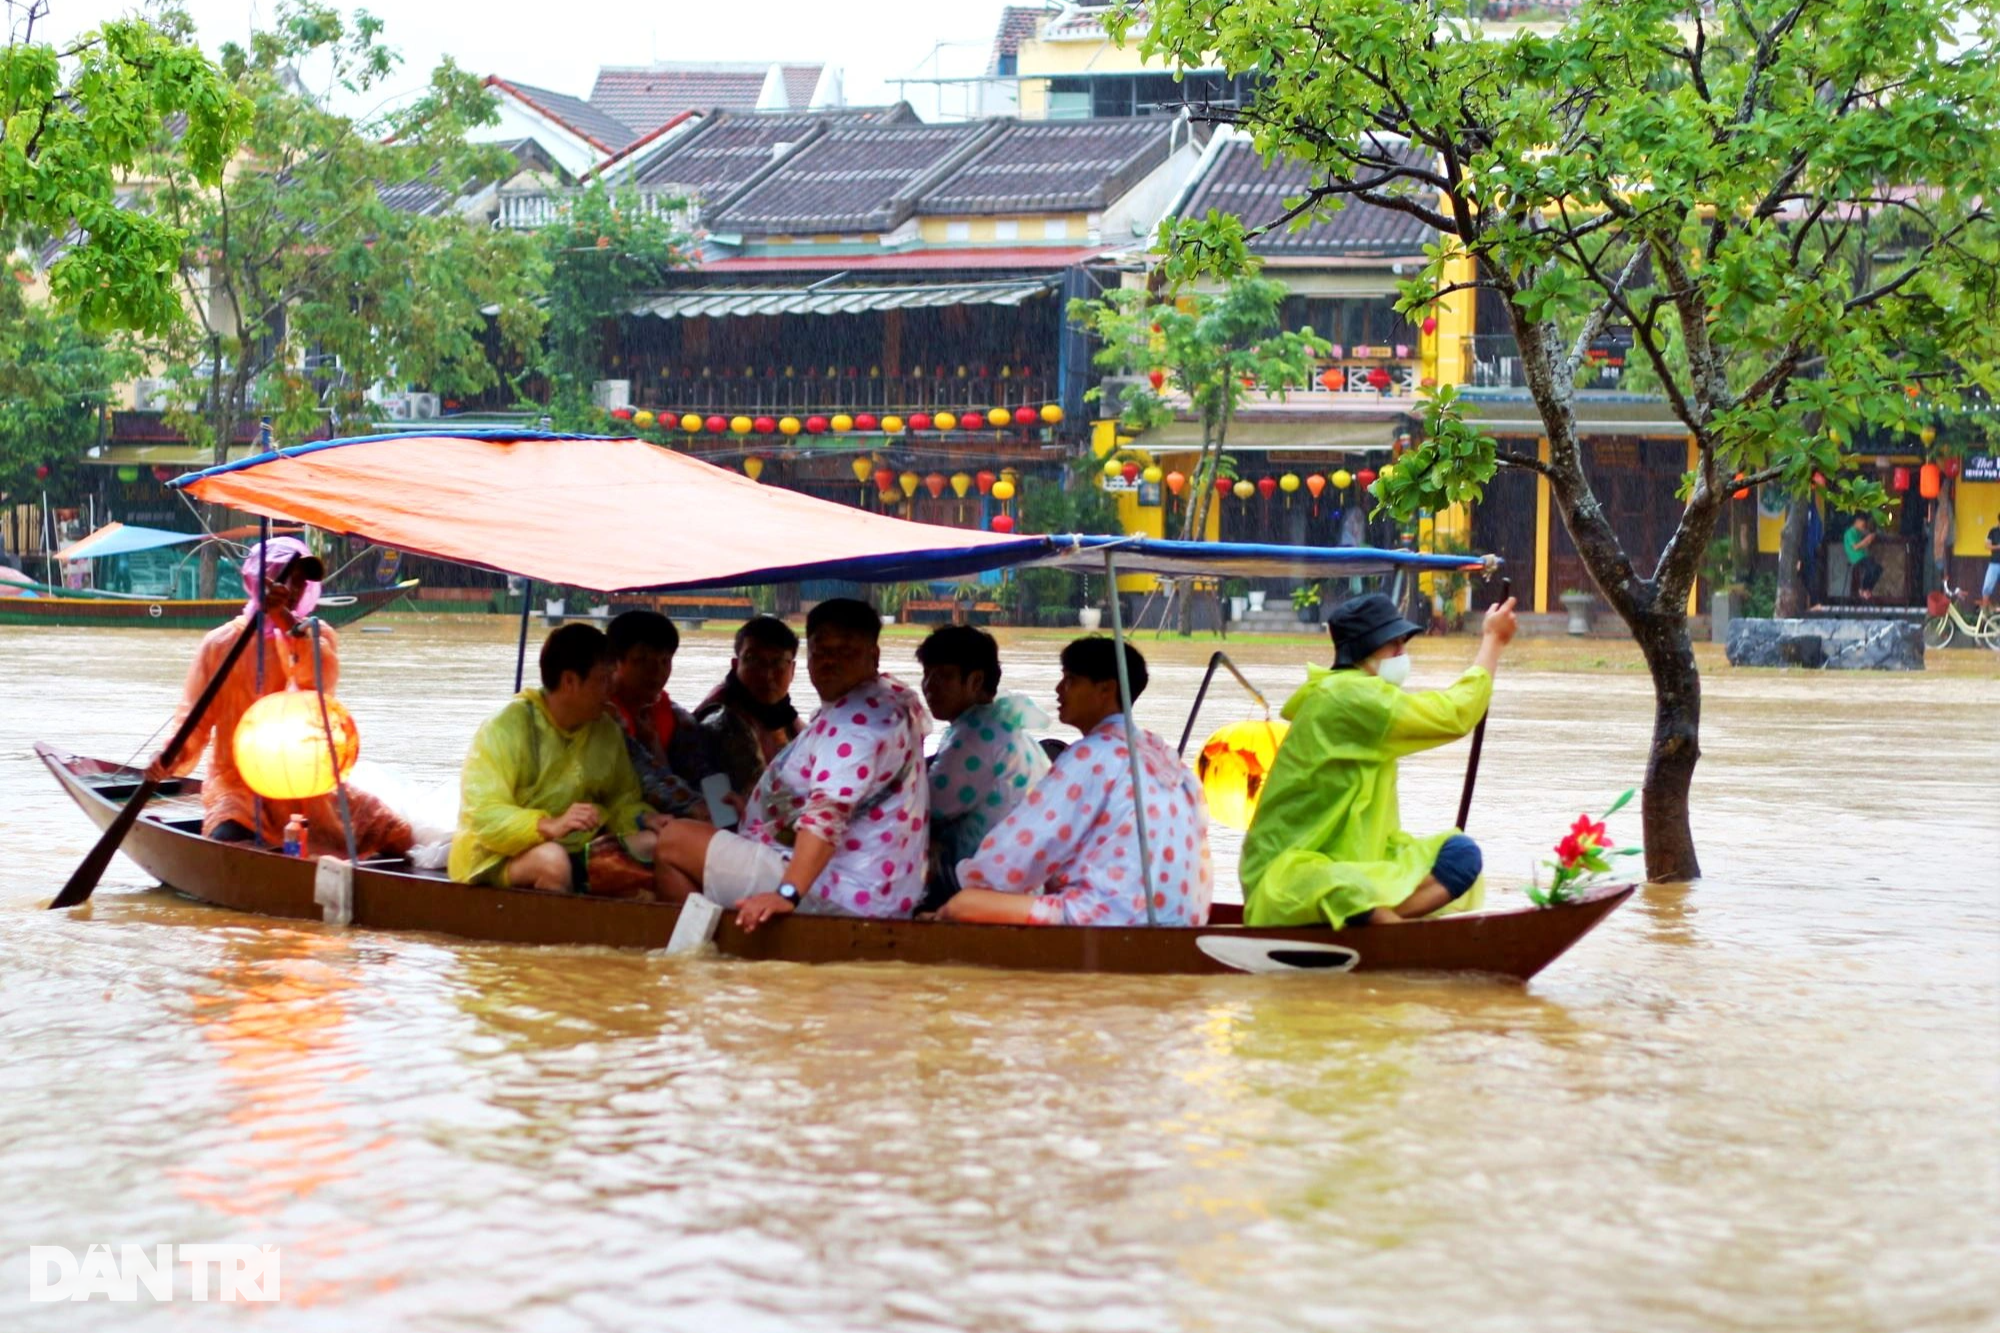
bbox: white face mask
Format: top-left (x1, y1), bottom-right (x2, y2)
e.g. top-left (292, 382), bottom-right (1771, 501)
top-left (1373, 654), bottom-right (1413, 688)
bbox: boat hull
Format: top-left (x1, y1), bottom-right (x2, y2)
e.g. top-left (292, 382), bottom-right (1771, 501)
top-left (38, 744), bottom-right (1631, 980)
top-left (0, 581), bottom-right (417, 630)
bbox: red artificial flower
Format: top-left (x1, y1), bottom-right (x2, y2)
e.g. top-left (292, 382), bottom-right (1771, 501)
top-left (1553, 833), bottom-right (1586, 867)
top-left (1568, 814), bottom-right (1609, 846)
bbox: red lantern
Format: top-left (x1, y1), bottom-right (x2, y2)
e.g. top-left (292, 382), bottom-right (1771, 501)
top-left (1318, 367), bottom-right (1342, 391)
top-left (805, 415), bottom-right (829, 435)
top-left (1214, 476), bottom-right (1234, 498)
top-left (610, 406), bottom-right (634, 421)
top-left (1919, 462), bottom-right (1942, 499)
top-left (1356, 468), bottom-right (1378, 489)
top-left (1122, 462), bottom-right (1140, 483)
top-left (1305, 473), bottom-right (1327, 498)
top-left (1942, 455), bottom-right (1962, 478)
top-left (753, 415), bottom-right (777, 434)
top-left (152, 466), bottom-right (174, 483)
top-left (1420, 316), bottom-right (1438, 336)
top-left (1149, 368), bottom-right (1166, 390)
top-left (874, 468), bottom-right (895, 492)
top-left (704, 415), bottom-right (728, 435)
top-left (991, 513), bottom-right (1016, 534)
top-left (854, 413), bottom-right (879, 432)
top-left (1257, 476), bottom-right (1277, 500)
top-left (1731, 474), bottom-right (1749, 501)
top-left (35, 464), bottom-right (50, 480)
top-left (975, 470), bottom-right (996, 496)
top-left (1014, 405), bottom-right (1038, 427)
top-left (1891, 466), bottom-right (1911, 493)
top-left (1812, 471), bottom-right (1828, 489)
top-left (924, 472), bottom-right (947, 498)
top-left (1366, 366), bottom-right (1394, 392)
top-left (909, 413), bottom-right (934, 432)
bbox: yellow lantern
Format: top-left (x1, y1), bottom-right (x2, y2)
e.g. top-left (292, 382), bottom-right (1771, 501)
top-left (991, 479), bottom-right (1016, 501)
top-left (1040, 403), bottom-right (1063, 425)
top-left (987, 407), bottom-right (1011, 428)
top-left (899, 470), bottom-right (920, 497)
top-left (1142, 465), bottom-right (1164, 484)
top-left (1279, 473), bottom-right (1301, 493)
top-left (879, 488), bottom-right (900, 504)
top-left (1196, 718), bottom-right (1289, 830)
top-left (730, 415), bottom-right (753, 435)
top-left (1919, 424), bottom-right (1937, 447)
top-left (1232, 479), bottom-right (1255, 500)
top-left (679, 413), bottom-right (702, 433)
top-left (234, 691), bottom-right (360, 800)
top-left (850, 455), bottom-right (873, 483)
top-left (1331, 469), bottom-right (1353, 490)
top-left (831, 413), bottom-right (854, 433)
top-left (934, 411), bottom-right (959, 432)
top-left (779, 416), bottom-right (802, 436)
top-left (632, 409), bottom-right (656, 429)
top-left (950, 472), bottom-right (972, 497)
top-left (882, 415), bottom-right (905, 434)
top-left (1102, 457), bottom-right (1123, 479)
top-left (1378, 463), bottom-right (1397, 481)
top-left (743, 456), bottom-right (764, 482)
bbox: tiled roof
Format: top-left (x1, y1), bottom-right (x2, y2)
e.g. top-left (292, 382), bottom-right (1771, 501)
top-left (706, 123), bottom-right (995, 234)
top-left (988, 6), bottom-right (1046, 72)
top-left (780, 65), bottom-right (824, 109)
top-left (630, 107), bottom-right (915, 194)
top-left (491, 77), bottom-right (637, 152)
top-left (1178, 138), bottom-right (1435, 257)
top-left (919, 118), bottom-right (1172, 214)
top-left (590, 62), bottom-right (829, 130)
top-left (1040, 2), bottom-right (1144, 42)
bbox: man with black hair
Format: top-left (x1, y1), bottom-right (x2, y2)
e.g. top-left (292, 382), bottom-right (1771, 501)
top-left (916, 625), bottom-right (1050, 904)
top-left (449, 622), bottom-right (670, 897)
top-left (941, 636), bottom-right (1211, 926)
top-left (605, 610), bottom-right (710, 818)
top-left (654, 598), bottom-right (931, 928)
top-left (695, 615), bottom-right (802, 796)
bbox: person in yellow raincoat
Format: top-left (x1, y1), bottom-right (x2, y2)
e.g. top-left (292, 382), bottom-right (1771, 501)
top-left (149, 537), bottom-right (412, 859)
top-left (1241, 592), bottom-right (1518, 928)
top-left (449, 623), bottom-right (670, 897)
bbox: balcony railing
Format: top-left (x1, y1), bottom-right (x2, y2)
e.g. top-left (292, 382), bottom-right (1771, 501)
top-left (620, 373), bottom-right (1060, 416)
top-left (1461, 334), bottom-right (1628, 391)
top-left (496, 186), bottom-right (694, 232)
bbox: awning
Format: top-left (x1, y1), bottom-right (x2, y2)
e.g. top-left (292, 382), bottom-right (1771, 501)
top-left (633, 277), bottom-right (1056, 320)
top-left (174, 431), bottom-right (1483, 592)
top-left (55, 523), bottom-right (206, 562)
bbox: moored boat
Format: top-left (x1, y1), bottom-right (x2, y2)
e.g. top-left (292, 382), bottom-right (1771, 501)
top-left (0, 579), bottom-right (418, 630)
top-left (39, 745), bottom-right (1632, 981)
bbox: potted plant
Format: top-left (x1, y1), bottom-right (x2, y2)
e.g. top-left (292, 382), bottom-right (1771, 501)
top-left (1246, 587), bottom-right (1268, 613)
top-left (1291, 583), bottom-right (1323, 623)
top-left (1560, 588), bottom-right (1596, 634)
top-left (1223, 577), bottom-right (1250, 622)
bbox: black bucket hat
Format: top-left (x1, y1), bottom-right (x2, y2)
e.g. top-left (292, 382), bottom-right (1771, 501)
top-left (1327, 593), bottom-right (1421, 667)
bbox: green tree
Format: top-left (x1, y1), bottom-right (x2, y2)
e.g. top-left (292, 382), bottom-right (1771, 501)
top-left (128, 3), bottom-right (546, 478)
top-left (1129, 0), bottom-right (2000, 880)
top-left (534, 181), bottom-right (690, 429)
top-left (1069, 279), bottom-right (1328, 550)
top-left (0, 275), bottom-right (138, 497)
top-left (1, 5), bottom-right (244, 335)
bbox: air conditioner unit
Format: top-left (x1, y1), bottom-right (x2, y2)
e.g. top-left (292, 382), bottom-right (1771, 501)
top-left (381, 396), bottom-right (413, 421)
top-left (133, 379), bottom-right (171, 411)
top-left (591, 379), bottom-right (632, 411)
top-left (407, 392), bottom-right (440, 419)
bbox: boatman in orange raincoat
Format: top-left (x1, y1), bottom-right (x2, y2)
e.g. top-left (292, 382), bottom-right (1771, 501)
top-left (147, 537), bottom-right (413, 860)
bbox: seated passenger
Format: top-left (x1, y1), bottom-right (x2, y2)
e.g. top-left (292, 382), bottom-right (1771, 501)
top-left (916, 624), bottom-right (1050, 907)
top-left (695, 614), bottom-right (803, 797)
top-left (1239, 593), bottom-right (1518, 928)
top-left (606, 610), bottom-right (711, 818)
top-left (449, 623), bottom-right (671, 897)
top-left (654, 598), bottom-right (930, 927)
top-left (941, 637), bottom-right (1212, 926)
top-left (147, 537), bottom-right (412, 860)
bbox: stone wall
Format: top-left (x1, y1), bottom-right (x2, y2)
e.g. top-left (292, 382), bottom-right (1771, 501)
top-left (1725, 617), bottom-right (1925, 671)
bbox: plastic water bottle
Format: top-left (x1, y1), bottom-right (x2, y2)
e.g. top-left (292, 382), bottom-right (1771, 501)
top-left (283, 814), bottom-right (307, 857)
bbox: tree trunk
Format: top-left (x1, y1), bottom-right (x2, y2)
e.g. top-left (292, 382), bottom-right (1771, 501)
top-left (1176, 419), bottom-right (1220, 635)
top-left (1775, 498), bottom-right (1811, 617)
top-left (1630, 608), bottom-right (1703, 882)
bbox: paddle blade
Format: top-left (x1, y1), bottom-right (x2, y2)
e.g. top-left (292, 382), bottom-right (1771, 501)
top-left (49, 779), bottom-right (157, 909)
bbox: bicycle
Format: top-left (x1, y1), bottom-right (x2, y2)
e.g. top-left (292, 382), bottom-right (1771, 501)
top-left (1922, 580), bottom-right (2000, 650)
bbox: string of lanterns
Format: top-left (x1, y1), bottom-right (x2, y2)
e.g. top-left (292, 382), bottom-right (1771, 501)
top-left (609, 404), bottom-right (1063, 437)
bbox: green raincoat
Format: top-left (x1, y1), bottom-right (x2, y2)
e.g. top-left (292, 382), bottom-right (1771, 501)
top-left (1240, 664), bottom-right (1492, 927)
top-left (449, 690), bottom-right (653, 885)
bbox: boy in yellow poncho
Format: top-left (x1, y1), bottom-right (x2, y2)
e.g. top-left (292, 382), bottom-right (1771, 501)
top-left (449, 623), bottom-right (669, 896)
top-left (1241, 592), bottom-right (1518, 928)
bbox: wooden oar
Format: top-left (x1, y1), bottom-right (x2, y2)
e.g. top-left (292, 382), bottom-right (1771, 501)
top-left (49, 615), bottom-right (261, 909)
top-left (1454, 576), bottom-right (1511, 832)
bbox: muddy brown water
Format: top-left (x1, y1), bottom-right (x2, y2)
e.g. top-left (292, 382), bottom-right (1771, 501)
top-left (2, 620), bottom-right (1995, 1331)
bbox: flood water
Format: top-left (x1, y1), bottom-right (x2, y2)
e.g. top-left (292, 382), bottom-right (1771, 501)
top-left (2, 619), bottom-right (1995, 1332)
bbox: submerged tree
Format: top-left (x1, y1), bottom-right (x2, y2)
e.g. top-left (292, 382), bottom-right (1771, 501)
top-left (1128, 0), bottom-right (2000, 880)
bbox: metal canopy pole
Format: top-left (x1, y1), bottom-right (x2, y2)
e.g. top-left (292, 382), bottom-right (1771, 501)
top-left (1102, 549), bottom-right (1157, 927)
top-left (513, 579), bottom-right (533, 692)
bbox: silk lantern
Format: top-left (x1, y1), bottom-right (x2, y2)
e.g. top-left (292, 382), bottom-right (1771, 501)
top-left (743, 456), bottom-right (764, 482)
top-left (950, 472), bottom-right (972, 498)
top-left (991, 479), bottom-right (1016, 501)
top-left (925, 472), bottom-right (947, 498)
top-left (851, 456), bottom-right (873, 483)
top-left (1196, 718), bottom-right (1290, 830)
top-left (633, 409), bottom-right (656, 429)
top-left (1891, 466), bottom-right (1910, 493)
top-left (1305, 474), bottom-right (1327, 498)
top-left (754, 415), bottom-right (777, 435)
top-left (1214, 476), bottom-right (1234, 498)
top-left (991, 513), bottom-right (1016, 534)
top-left (1318, 367), bottom-right (1342, 391)
top-left (610, 406), bottom-right (634, 421)
top-left (234, 692), bottom-right (359, 800)
top-left (779, 416), bottom-right (802, 437)
top-left (804, 415), bottom-right (829, 435)
top-left (934, 411), bottom-right (958, 432)
top-left (1356, 468), bottom-right (1378, 489)
top-left (1122, 462), bottom-right (1140, 484)
top-left (976, 470), bottom-right (996, 496)
top-left (1279, 474), bottom-right (1300, 494)
top-left (1233, 479), bottom-right (1255, 500)
top-left (908, 413), bottom-right (932, 432)
top-left (855, 413), bottom-right (879, 432)
top-left (701, 415), bottom-right (726, 435)
top-left (1148, 368), bottom-right (1166, 390)
top-left (987, 407), bottom-right (1011, 428)
top-left (1919, 462), bottom-right (1941, 499)
top-left (1256, 476), bottom-right (1277, 500)
top-left (679, 413), bottom-right (703, 433)
top-left (1366, 366), bottom-right (1393, 392)
top-left (830, 413), bottom-right (853, 433)
top-left (1103, 457), bottom-right (1123, 479)
top-left (1331, 469), bottom-right (1352, 490)
top-left (874, 468), bottom-right (895, 493)
top-left (729, 415), bottom-right (752, 435)
top-left (1142, 465), bottom-right (1163, 485)
top-left (1014, 406), bottom-right (1038, 427)
top-left (1164, 471), bottom-right (1187, 496)
top-left (899, 471), bottom-right (921, 498)
top-left (1040, 404), bottom-right (1063, 425)
top-left (1731, 474), bottom-right (1749, 500)
top-left (880, 415), bottom-right (903, 434)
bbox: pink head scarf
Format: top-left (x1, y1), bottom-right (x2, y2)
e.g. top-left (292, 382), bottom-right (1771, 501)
top-left (241, 536), bottom-right (323, 620)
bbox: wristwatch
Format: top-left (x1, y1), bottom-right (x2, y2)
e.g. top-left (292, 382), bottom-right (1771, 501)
top-left (776, 883), bottom-right (802, 907)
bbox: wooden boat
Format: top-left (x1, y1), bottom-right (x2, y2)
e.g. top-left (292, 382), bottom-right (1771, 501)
top-left (0, 580), bottom-right (418, 630)
top-left (39, 744), bottom-right (1633, 981)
